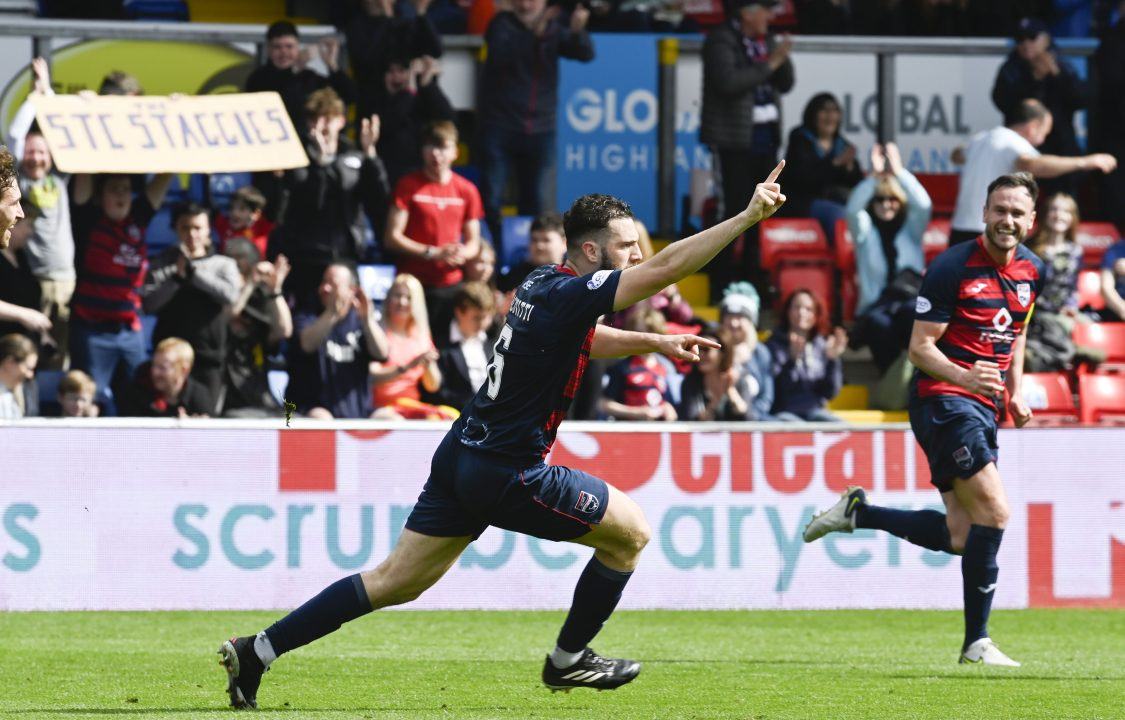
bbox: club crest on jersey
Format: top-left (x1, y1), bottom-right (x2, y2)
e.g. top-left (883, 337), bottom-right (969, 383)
top-left (1017, 283), bottom-right (1031, 307)
top-left (574, 491), bottom-right (601, 514)
top-left (953, 446), bottom-right (973, 470)
top-left (587, 270), bottom-right (613, 290)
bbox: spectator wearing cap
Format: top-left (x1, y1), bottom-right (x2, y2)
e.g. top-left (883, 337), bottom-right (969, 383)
top-left (245, 20), bottom-right (356, 136)
top-left (766, 288), bottom-right (846, 422)
top-left (275, 88), bottom-right (390, 311)
top-left (700, 0), bottom-right (794, 291)
top-left (718, 283), bottom-right (773, 419)
top-left (1094, 1), bottom-right (1125, 233)
top-left (949, 99), bottom-right (1116, 246)
top-left (0, 333), bottom-right (37, 419)
top-left (142, 203), bottom-right (243, 414)
top-left (345, 0), bottom-right (445, 122)
top-left (782, 92), bottom-right (864, 238)
top-left (120, 337), bottom-right (213, 418)
top-left (992, 17), bottom-right (1091, 196)
top-left (479, 0), bottom-right (595, 242)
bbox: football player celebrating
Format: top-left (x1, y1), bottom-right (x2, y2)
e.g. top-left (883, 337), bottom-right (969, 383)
top-left (0, 145), bottom-right (24, 250)
top-left (804, 173), bottom-right (1045, 667)
top-left (218, 163), bottom-right (788, 708)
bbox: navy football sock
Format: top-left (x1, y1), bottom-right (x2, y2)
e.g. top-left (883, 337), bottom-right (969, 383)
top-left (962, 524), bottom-right (1003, 650)
top-left (556, 556), bottom-right (633, 654)
top-left (264, 574), bottom-right (373, 658)
top-left (856, 504), bottom-right (953, 554)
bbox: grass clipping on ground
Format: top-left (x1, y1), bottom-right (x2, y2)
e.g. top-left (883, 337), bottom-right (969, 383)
top-left (0, 609), bottom-right (1122, 719)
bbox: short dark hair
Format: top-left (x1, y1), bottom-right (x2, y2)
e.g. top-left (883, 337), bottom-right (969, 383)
top-left (171, 201), bottom-right (211, 227)
top-left (562, 194), bottom-right (634, 254)
top-left (530, 211), bottom-right (564, 236)
top-left (420, 120), bottom-right (458, 148)
top-left (801, 92), bottom-right (842, 135)
top-left (454, 281), bottom-right (495, 314)
top-left (0, 145), bottom-right (15, 191)
top-left (231, 185), bottom-right (267, 212)
top-left (1006, 98), bottom-right (1050, 127)
top-left (96, 173), bottom-right (132, 197)
top-left (985, 172), bottom-right (1039, 206)
top-left (266, 20), bottom-right (299, 41)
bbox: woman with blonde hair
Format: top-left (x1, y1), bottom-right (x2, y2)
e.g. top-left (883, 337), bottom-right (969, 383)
top-left (1024, 193), bottom-right (1093, 371)
top-left (370, 273), bottom-right (450, 419)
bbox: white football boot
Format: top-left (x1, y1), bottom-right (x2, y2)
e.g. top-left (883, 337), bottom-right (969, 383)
top-left (959, 638), bottom-right (1021, 667)
top-left (803, 486), bottom-right (867, 542)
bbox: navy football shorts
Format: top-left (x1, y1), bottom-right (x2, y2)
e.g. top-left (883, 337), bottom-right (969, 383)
top-left (908, 396), bottom-right (999, 493)
top-left (404, 430), bottom-right (610, 541)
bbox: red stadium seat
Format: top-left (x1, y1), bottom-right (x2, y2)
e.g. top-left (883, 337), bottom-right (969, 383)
top-left (915, 173), bottom-right (959, 217)
top-left (1073, 322), bottom-right (1125, 373)
top-left (1019, 372), bottom-right (1078, 425)
top-left (1077, 269), bottom-right (1105, 311)
top-left (1078, 374), bottom-right (1125, 425)
top-left (777, 263), bottom-right (835, 318)
top-left (1075, 222), bottom-right (1120, 268)
top-left (835, 219), bottom-right (857, 322)
top-left (923, 219), bottom-right (950, 265)
top-left (759, 218), bottom-right (831, 271)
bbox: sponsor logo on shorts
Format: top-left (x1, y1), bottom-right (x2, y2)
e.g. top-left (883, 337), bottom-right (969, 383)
top-left (587, 270), bottom-right (612, 290)
top-left (953, 445), bottom-right (973, 470)
top-left (574, 491), bottom-right (600, 514)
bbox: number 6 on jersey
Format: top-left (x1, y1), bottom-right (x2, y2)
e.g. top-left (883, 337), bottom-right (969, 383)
top-left (485, 324), bottom-right (514, 399)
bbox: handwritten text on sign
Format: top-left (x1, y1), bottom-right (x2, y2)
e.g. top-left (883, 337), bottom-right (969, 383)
top-left (34, 92), bottom-right (308, 173)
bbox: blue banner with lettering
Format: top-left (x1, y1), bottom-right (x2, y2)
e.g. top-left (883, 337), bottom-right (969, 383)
top-left (557, 33), bottom-right (709, 230)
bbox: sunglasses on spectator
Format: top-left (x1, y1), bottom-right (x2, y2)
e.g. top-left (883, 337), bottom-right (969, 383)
top-left (873, 195), bottom-right (901, 203)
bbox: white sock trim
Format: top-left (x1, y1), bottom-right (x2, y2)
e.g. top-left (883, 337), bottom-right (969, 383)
top-left (550, 647), bottom-right (584, 669)
top-left (254, 631), bottom-right (277, 668)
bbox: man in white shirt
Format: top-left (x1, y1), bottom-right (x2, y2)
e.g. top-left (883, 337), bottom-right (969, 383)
top-left (950, 99), bottom-right (1117, 246)
top-left (431, 282), bottom-right (495, 410)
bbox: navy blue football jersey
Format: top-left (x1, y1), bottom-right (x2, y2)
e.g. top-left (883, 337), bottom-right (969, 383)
top-left (453, 264), bottom-right (621, 462)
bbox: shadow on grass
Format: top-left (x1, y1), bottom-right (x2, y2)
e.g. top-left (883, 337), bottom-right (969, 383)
top-left (887, 674), bottom-right (1121, 682)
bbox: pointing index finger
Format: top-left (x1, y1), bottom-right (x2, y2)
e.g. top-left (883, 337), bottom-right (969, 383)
top-left (765, 159), bottom-right (785, 184)
top-left (688, 335), bottom-right (722, 350)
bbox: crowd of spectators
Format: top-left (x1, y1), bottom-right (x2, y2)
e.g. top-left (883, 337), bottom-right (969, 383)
top-left (1, 0), bottom-right (1123, 425)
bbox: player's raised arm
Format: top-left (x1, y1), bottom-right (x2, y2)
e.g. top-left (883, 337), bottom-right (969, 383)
top-left (611, 160), bottom-right (785, 312)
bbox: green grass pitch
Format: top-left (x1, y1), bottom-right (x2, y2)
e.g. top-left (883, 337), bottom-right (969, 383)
top-left (0, 609), bottom-right (1121, 719)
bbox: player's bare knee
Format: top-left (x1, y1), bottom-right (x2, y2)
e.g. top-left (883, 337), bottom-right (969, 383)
top-left (984, 500), bottom-right (1010, 529)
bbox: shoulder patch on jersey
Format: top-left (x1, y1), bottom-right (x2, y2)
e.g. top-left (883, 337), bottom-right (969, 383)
top-left (1017, 282), bottom-right (1031, 307)
top-left (587, 269), bottom-right (613, 290)
top-left (916, 296), bottom-right (932, 313)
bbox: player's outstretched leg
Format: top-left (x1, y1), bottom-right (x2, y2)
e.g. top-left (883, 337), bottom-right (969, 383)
top-left (953, 464), bottom-right (1019, 667)
top-left (542, 484), bottom-right (650, 693)
top-left (804, 486), bottom-right (956, 554)
top-left (219, 530), bottom-right (472, 709)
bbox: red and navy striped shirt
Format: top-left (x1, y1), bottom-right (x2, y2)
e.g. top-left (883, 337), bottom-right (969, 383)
top-left (454, 264), bottom-right (621, 462)
top-left (72, 197), bottom-right (155, 330)
top-left (911, 236), bottom-right (1045, 413)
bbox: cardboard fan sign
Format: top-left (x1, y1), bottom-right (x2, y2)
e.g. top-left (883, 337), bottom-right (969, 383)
top-left (34, 92), bottom-right (309, 174)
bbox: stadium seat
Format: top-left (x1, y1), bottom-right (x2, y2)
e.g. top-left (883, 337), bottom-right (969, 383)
top-left (140, 314), bottom-right (158, 354)
top-left (1019, 372), bottom-right (1078, 425)
top-left (501, 215), bottom-right (533, 268)
top-left (124, 0), bottom-right (189, 20)
top-left (1078, 373), bottom-right (1125, 425)
top-left (827, 383), bottom-right (869, 411)
top-left (357, 265), bottom-right (397, 303)
top-left (777, 263), bottom-right (835, 318)
top-left (915, 173), bottom-right (959, 217)
top-left (834, 219), bottom-right (857, 322)
top-left (145, 207), bottom-right (178, 256)
top-left (1073, 322), bottom-right (1125, 373)
top-left (1077, 269), bottom-right (1105, 311)
top-left (208, 172), bottom-right (252, 212)
top-left (1075, 222), bottom-right (1120, 269)
top-left (923, 219), bottom-right (950, 265)
top-left (759, 218), bottom-right (830, 271)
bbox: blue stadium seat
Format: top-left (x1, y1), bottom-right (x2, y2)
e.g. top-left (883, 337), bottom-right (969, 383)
top-left (123, 0), bottom-right (189, 21)
top-left (36, 369), bottom-right (63, 413)
top-left (208, 172), bottom-right (252, 212)
top-left (140, 314), bottom-right (158, 353)
top-left (145, 207), bottom-right (177, 256)
top-left (501, 216), bottom-right (533, 268)
top-left (267, 370), bottom-right (289, 406)
top-left (357, 264), bottom-right (397, 303)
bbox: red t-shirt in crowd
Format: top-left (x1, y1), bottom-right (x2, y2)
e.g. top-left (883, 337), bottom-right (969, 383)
top-left (393, 170), bottom-right (484, 288)
top-left (214, 213), bottom-right (274, 259)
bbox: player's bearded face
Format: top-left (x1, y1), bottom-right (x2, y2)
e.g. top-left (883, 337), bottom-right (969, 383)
top-left (0, 184), bottom-right (23, 250)
top-left (984, 189), bottom-right (1034, 251)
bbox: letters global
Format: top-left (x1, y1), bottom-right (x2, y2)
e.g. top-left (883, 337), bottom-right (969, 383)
top-left (0, 426), bottom-right (1121, 611)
